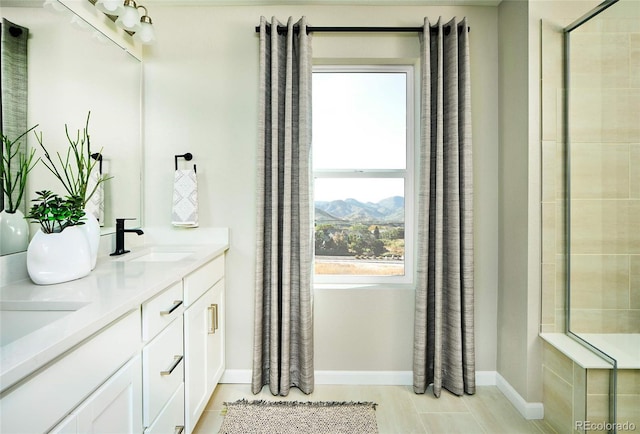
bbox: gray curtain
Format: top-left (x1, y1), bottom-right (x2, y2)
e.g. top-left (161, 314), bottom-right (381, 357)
top-left (252, 16), bottom-right (314, 397)
top-left (413, 17), bottom-right (475, 398)
top-left (1, 19), bottom-right (29, 212)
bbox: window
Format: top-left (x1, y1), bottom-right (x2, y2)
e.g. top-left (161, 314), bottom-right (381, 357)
top-left (313, 65), bottom-right (414, 285)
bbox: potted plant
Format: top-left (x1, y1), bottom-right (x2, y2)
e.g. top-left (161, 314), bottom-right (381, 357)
top-left (0, 125), bottom-right (40, 255)
top-left (25, 190), bottom-right (91, 285)
top-left (26, 190), bottom-right (85, 233)
top-left (35, 112), bottom-right (112, 268)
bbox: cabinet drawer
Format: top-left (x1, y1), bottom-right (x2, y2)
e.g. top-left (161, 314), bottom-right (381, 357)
top-left (142, 281), bottom-right (183, 341)
top-left (143, 316), bottom-right (184, 427)
top-left (0, 309), bottom-right (140, 434)
top-left (144, 383), bottom-right (185, 434)
top-left (183, 255), bottom-right (224, 306)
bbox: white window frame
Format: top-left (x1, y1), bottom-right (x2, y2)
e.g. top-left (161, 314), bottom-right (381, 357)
top-left (312, 64), bottom-right (415, 287)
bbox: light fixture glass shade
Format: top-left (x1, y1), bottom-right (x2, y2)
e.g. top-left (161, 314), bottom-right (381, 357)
top-left (115, 0), bottom-right (140, 31)
top-left (95, 0), bottom-right (124, 16)
top-left (133, 19), bottom-right (156, 45)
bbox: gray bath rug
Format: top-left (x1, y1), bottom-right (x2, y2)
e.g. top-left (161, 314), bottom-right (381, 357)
top-left (219, 399), bottom-right (379, 434)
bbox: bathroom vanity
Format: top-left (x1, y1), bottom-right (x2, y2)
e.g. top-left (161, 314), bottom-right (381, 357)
top-left (0, 242), bottom-right (228, 434)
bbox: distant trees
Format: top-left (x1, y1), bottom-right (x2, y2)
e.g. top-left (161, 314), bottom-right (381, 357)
top-left (315, 223), bottom-right (403, 257)
top-left (380, 227), bottom-right (404, 240)
top-left (346, 223), bottom-right (386, 256)
top-left (315, 224), bottom-right (349, 255)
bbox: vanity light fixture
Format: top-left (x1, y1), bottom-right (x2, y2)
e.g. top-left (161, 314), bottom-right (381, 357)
top-left (94, 0), bottom-right (124, 16)
top-left (91, 0), bottom-right (156, 45)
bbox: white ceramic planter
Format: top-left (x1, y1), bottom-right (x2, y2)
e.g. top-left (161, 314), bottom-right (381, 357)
top-left (27, 226), bottom-right (91, 285)
top-left (0, 209), bottom-right (29, 255)
top-left (81, 209), bottom-right (100, 269)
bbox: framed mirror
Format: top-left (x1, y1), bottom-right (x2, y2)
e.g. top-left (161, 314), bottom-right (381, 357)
top-left (0, 0), bottom-right (143, 256)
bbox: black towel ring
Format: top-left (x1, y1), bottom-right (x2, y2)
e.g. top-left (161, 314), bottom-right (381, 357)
top-left (175, 153), bottom-right (196, 173)
top-left (91, 153), bottom-right (103, 174)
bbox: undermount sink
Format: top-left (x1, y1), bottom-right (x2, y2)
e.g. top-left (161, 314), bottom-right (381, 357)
top-left (0, 301), bottom-right (89, 347)
top-left (113, 246), bottom-right (196, 263)
top-left (128, 251), bottom-right (193, 262)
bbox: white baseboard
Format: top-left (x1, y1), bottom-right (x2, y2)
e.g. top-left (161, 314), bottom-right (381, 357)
top-left (496, 373), bottom-right (544, 420)
top-left (475, 370), bottom-right (497, 386)
top-left (315, 370), bottom-right (413, 385)
top-left (222, 369), bottom-right (496, 387)
top-left (220, 369), bottom-right (542, 420)
top-left (221, 369), bottom-right (252, 383)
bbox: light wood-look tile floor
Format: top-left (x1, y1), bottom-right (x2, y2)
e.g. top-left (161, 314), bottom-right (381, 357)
top-left (193, 384), bottom-right (557, 434)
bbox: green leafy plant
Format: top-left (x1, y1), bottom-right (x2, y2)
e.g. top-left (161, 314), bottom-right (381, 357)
top-left (26, 190), bottom-right (85, 234)
top-left (35, 112), bottom-right (112, 207)
top-left (1, 126), bottom-right (40, 213)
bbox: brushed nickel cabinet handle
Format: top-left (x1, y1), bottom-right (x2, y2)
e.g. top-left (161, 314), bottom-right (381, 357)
top-left (174, 426), bottom-right (185, 434)
top-left (160, 355), bottom-right (183, 376)
top-left (207, 305), bottom-right (215, 334)
top-left (213, 303), bottom-right (219, 332)
top-left (160, 300), bottom-right (183, 316)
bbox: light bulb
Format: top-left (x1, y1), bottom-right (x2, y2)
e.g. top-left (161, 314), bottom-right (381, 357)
top-left (133, 16), bottom-right (156, 45)
top-left (95, 0), bottom-right (124, 16)
top-left (115, 0), bottom-right (140, 32)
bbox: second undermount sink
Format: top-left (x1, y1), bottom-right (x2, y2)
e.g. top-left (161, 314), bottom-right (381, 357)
top-left (0, 301), bottom-right (89, 347)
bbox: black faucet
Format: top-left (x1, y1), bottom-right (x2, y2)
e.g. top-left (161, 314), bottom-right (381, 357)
top-left (110, 218), bottom-right (144, 256)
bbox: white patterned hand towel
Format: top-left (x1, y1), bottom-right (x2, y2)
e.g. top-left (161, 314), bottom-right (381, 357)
top-left (86, 168), bottom-right (105, 226)
top-left (172, 169), bottom-right (199, 227)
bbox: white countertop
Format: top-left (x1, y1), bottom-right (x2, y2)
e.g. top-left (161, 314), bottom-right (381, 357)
top-left (0, 242), bottom-right (228, 393)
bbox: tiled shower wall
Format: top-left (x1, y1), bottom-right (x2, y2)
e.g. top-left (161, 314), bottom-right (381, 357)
top-left (540, 2), bottom-right (640, 334)
top-left (542, 342), bottom-right (640, 434)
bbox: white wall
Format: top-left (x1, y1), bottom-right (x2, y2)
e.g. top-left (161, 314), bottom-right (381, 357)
top-left (497, 0), bottom-right (532, 400)
top-left (143, 4), bottom-right (499, 375)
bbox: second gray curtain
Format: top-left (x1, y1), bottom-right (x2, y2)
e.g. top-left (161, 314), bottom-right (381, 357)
top-left (252, 16), bottom-right (314, 396)
top-left (413, 17), bottom-right (475, 398)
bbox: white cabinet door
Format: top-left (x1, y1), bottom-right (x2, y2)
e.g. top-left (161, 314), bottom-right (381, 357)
top-left (74, 355), bottom-right (143, 434)
top-left (184, 279), bottom-right (224, 434)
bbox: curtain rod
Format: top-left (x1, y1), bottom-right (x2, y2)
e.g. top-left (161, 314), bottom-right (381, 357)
top-left (254, 25), bottom-right (470, 35)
